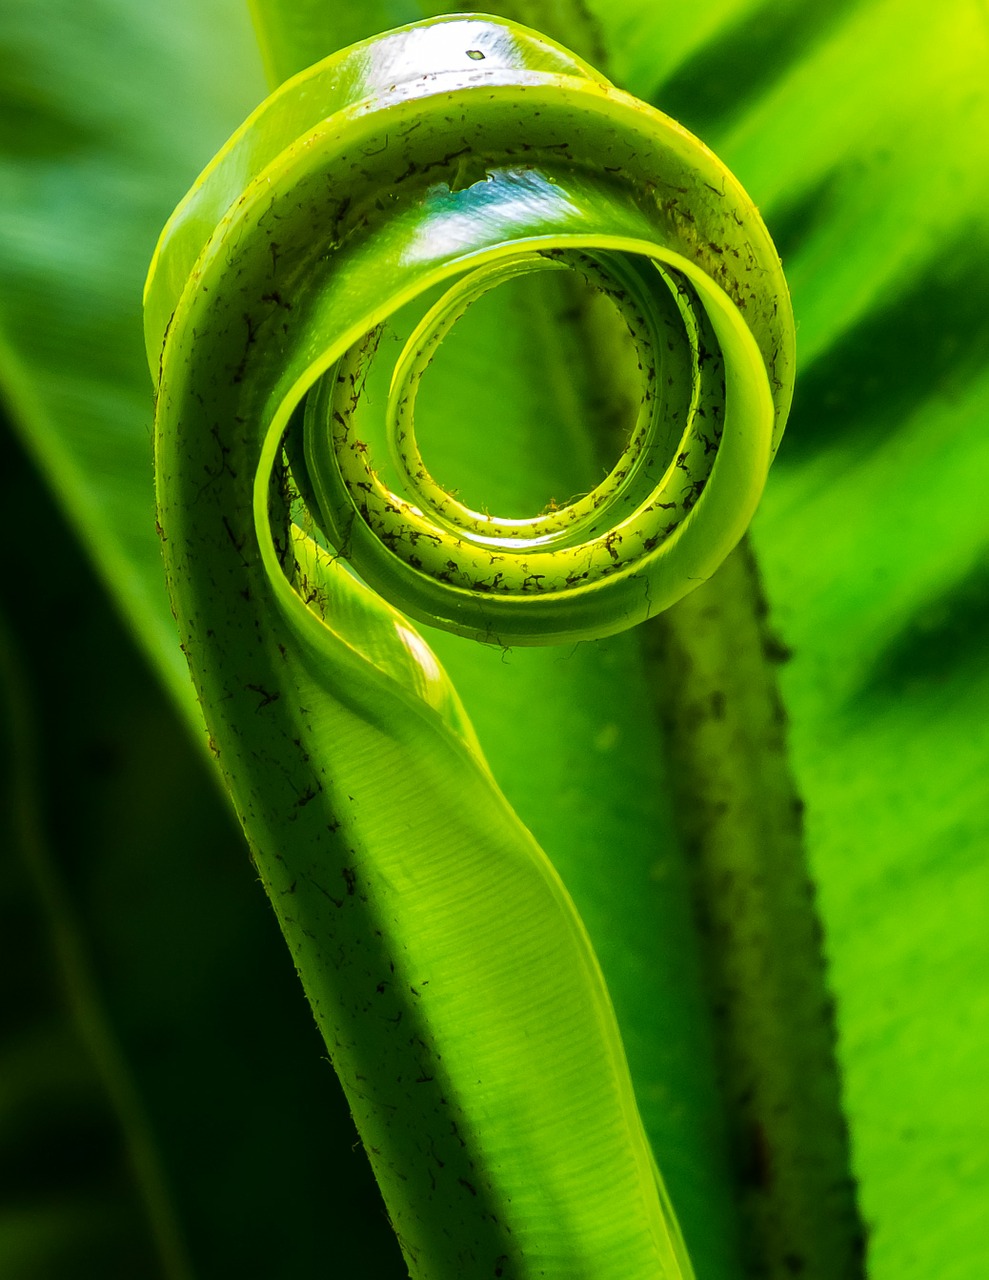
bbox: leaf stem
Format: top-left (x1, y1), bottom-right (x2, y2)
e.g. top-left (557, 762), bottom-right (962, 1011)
top-left (644, 542), bottom-right (867, 1279)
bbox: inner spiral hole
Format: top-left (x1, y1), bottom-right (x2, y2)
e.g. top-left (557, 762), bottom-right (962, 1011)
top-left (406, 269), bottom-right (644, 521)
top-left (320, 265), bottom-right (647, 527)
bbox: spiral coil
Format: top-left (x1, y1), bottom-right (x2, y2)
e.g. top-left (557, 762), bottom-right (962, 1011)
top-left (147, 14), bottom-right (794, 647)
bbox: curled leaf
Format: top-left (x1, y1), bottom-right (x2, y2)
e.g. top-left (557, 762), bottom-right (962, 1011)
top-left (147, 15), bottom-right (793, 1278)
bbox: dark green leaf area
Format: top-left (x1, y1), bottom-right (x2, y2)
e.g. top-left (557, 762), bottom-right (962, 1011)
top-left (780, 241), bottom-right (989, 463)
top-left (0, 1067), bottom-right (118, 1201)
top-left (0, 419), bottom-right (405, 1280)
top-left (857, 555), bottom-right (989, 705)
top-left (0, 40), bottom-right (97, 157)
top-left (761, 174), bottom-right (841, 277)
top-left (646, 0), bottom-right (865, 136)
top-left (0, 820), bottom-right (154, 1276)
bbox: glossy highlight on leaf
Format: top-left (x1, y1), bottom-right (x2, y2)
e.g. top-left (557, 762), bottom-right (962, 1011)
top-left (146, 13), bottom-right (793, 1279)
